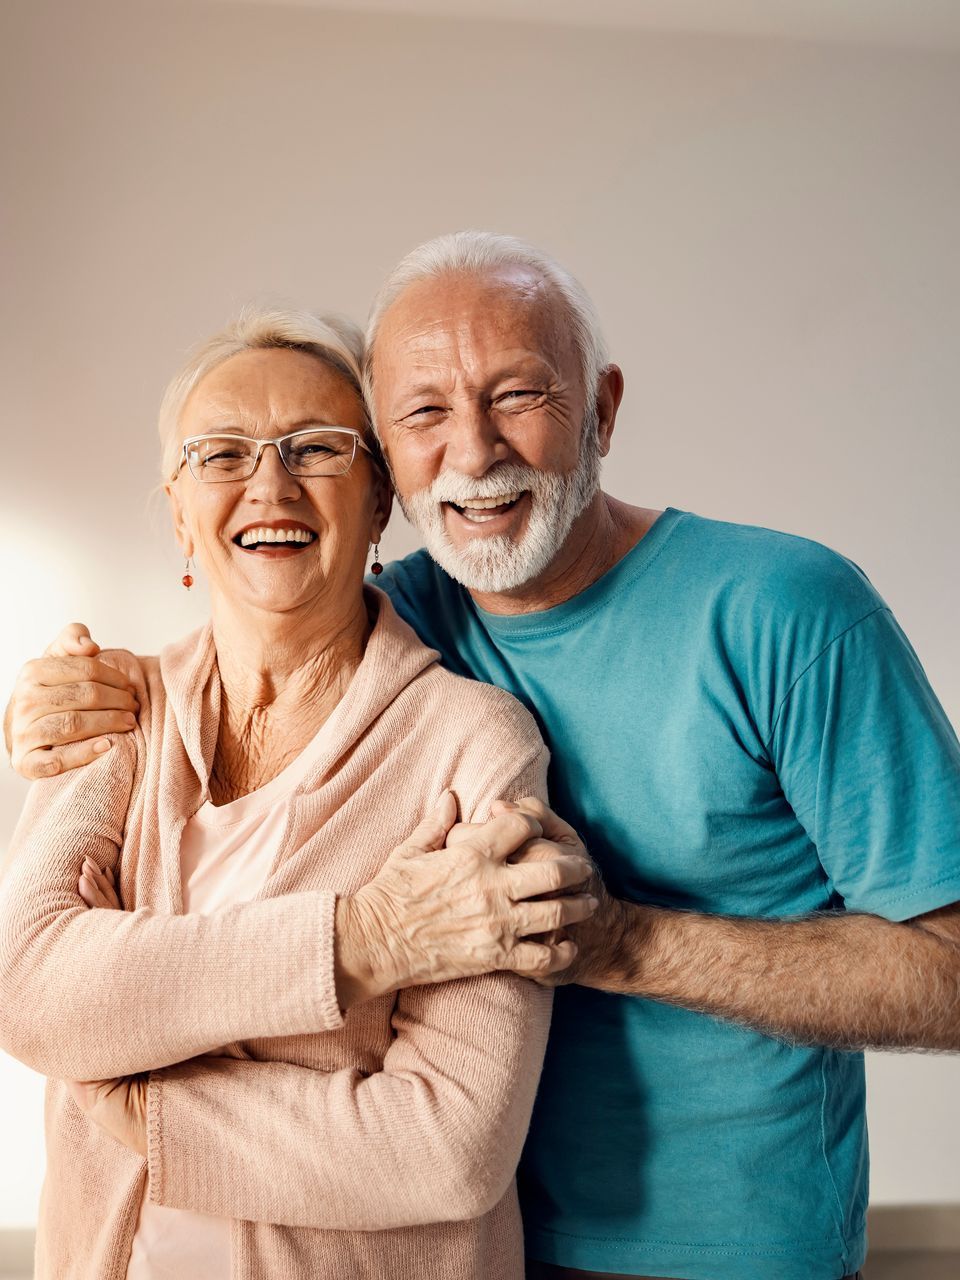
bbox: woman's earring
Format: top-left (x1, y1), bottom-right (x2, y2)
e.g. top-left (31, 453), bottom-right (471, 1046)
top-left (181, 557), bottom-right (195, 590)
top-left (370, 543), bottom-right (383, 576)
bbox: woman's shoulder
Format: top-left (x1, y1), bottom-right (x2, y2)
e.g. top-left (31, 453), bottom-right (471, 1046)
top-left (417, 662), bottom-right (542, 748)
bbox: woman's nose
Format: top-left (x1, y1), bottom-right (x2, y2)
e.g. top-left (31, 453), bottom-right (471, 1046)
top-left (244, 442), bottom-right (302, 500)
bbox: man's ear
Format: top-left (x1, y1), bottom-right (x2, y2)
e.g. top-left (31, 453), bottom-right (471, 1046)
top-left (595, 364), bottom-right (625, 458)
top-left (163, 482), bottom-right (195, 558)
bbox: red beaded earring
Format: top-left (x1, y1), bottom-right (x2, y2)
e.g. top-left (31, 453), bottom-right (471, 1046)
top-left (182, 557), bottom-right (194, 590)
top-left (371, 543), bottom-right (383, 576)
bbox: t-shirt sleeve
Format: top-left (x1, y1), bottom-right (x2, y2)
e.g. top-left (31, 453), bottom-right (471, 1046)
top-left (768, 606), bottom-right (960, 921)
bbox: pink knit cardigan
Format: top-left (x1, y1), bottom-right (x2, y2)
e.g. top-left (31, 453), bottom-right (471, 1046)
top-left (0, 588), bottom-right (552, 1280)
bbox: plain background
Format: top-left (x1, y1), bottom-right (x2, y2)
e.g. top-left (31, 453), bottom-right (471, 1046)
top-left (1, 0), bottom-right (958, 1228)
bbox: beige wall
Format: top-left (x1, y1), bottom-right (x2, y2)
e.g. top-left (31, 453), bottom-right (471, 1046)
top-left (1, 0), bottom-right (958, 1227)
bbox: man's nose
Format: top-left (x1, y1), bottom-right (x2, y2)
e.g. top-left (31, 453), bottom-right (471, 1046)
top-left (442, 405), bottom-right (509, 476)
top-left (245, 443), bottom-right (302, 500)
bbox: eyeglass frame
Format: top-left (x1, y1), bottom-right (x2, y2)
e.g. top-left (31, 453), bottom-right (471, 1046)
top-left (170, 426), bottom-right (377, 483)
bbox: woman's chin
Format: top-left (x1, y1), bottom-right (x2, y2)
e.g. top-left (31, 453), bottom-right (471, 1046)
top-left (215, 572), bottom-right (361, 619)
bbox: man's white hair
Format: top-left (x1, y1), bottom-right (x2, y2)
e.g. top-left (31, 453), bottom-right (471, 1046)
top-left (158, 306), bottom-right (371, 482)
top-left (363, 231), bottom-right (609, 425)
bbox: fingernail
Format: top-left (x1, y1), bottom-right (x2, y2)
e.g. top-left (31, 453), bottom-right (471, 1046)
top-left (588, 896), bottom-right (599, 908)
top-left (499, 800), bottom-right (519, 810)
top-left (123, 714), bottom-right (137, 728)
top-left (93, 738), bottom-right (111, 754)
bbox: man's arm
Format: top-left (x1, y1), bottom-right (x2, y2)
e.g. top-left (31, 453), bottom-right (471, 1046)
top-left (570, 890), bottom-right (960, 1051)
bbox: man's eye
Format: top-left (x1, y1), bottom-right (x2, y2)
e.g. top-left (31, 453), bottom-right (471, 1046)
top-left (407, 405), bottom-right (446, 420)
top-left (498, 390), bottom-right (540, 405)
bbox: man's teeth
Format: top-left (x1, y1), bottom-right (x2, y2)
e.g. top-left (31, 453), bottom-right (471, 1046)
top-left (451, 491), bottom-right (524, 522)
top-left (239, 527), bottom-right (316, 547)
top-left (458, 492), bottom-right (523, 510)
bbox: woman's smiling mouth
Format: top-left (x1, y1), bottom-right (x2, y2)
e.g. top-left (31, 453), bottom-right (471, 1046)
top-left (232, 521), bottom-right (318, 555)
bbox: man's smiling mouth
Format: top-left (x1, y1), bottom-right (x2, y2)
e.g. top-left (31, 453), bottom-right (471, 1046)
top-left (445, 491), bottom-right (526, 524)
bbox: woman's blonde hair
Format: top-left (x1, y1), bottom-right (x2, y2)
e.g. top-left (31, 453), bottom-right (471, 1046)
top-left (158, 306), bottom-right (372, 481)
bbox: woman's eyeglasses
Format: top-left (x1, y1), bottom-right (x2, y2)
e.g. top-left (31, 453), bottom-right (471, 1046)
top-left (172, 427), bottom-right (375, 483)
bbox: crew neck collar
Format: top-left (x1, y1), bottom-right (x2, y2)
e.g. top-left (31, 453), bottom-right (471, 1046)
top-left (472, 506), bottom-right (687, 637)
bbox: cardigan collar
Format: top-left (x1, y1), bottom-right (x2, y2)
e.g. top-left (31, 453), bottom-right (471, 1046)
top-left (158, 586), bottom-right (439, 798)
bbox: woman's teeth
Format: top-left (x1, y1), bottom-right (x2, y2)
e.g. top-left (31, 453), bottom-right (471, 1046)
top-left (239, 527), bottom-right (316, 547)
top-left (453, 491), bottom-right (524, 523)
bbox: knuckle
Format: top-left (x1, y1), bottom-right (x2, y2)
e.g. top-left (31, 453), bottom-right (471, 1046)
top-left (546, 901), bottom-right (564, 930)
top-left (32, 754), bottom-right (62, 779)
top-left (544, 863), bottom-right (565, 892)
top-left (58, 710), bottom-right (82, 736)
top-left (19, 659), bottom-right (44, 685)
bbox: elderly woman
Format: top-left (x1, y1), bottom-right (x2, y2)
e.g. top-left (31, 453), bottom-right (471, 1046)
top-left (0, 309), bottom-right (596, 1280)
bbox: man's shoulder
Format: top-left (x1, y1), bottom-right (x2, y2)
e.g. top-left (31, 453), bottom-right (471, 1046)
top-left (376, 548), bottom-right (461, 610)
top-left (374, 549), bottom-right (476, 668)
top-left (679, 511), bottom-right (885, 630)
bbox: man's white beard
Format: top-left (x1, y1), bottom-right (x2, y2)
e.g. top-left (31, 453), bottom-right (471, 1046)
top-left (397, 405), bottom-right (602, 594)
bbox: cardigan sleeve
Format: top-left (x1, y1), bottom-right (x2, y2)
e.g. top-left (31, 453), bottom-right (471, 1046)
top-left (0, 733), bottom-right (344, 1079)
top-left (144, 747), bottom-right (554, 1228)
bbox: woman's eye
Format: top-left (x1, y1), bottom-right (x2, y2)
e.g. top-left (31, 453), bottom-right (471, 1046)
top-left (204, 450), bottom-right (244, 464)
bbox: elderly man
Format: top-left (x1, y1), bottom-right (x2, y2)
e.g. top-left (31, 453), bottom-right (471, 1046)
top-left (7, 232), bottom-right (960, 1280)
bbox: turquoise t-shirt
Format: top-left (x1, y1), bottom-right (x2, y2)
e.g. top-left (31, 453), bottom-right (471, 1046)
top-left (375, 508), bottom-right (960, 1280)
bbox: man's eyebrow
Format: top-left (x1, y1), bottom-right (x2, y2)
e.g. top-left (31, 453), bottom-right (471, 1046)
top-left (397, 383), bottom-right (447, 402)
top-left (397, 360), bottom-right (557, 403)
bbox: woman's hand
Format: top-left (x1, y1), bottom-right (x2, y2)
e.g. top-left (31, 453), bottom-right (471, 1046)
top-left (66, 1075), bottom-right (148, 1157)
top-left (335, 792), bottom-right (598, 1009)
top-left (70, 857), bottom-right (144, 1154)
top-left (78, 857), bottom-right (122, 910)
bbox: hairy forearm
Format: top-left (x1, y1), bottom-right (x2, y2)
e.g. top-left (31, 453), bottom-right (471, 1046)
top-left (592, 900), bottom-right (960, 1051)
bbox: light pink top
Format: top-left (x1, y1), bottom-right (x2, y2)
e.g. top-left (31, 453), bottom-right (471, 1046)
top-left (127, 724), bottom-right (333, 1280)
top-left (3, 591), bottom-right (551, 1280)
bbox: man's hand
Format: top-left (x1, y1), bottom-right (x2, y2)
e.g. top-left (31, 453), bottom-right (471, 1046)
top-left (486, 797), bottom-right (628, 988)
top-left (66, 1074), bottom-right (148, 1157)
top-left (335, 792), bottom-right (598, 1008)
top-left (4, 623), bottom-right (139, 779)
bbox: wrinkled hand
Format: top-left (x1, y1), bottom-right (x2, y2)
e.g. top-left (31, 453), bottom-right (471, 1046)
top-left (4, 622), bottom-right (140, 779)
top-left (66, 1074), bottom-right (148, 1157)
top-left (487, 797), bottom-right (626, 989)
top-left (337, 792), bottom-right (598, 1007)
top-left (69, 858), bottom-right (143, 1152)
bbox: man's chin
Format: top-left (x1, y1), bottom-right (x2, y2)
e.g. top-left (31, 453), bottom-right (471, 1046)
top-left (420, 530), bottom-right (546, 594)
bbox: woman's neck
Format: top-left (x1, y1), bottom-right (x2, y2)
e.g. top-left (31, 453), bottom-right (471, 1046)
top-left (207, 591), bottom-right (371, 801)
